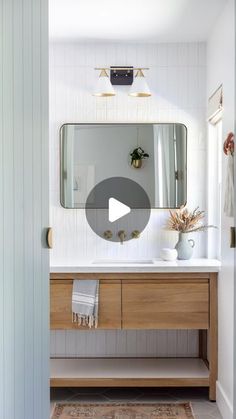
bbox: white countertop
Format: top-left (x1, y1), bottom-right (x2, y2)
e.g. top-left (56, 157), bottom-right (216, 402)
top-left (50, 258), bottom-right (221, 273)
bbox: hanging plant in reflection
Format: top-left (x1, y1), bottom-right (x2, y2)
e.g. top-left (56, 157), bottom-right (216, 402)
top-left (130, 147), bottom-right (149, 168)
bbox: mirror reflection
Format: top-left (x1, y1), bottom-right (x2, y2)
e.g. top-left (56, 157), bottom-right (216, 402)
top-left (60, 123), bottom-right (187, 209)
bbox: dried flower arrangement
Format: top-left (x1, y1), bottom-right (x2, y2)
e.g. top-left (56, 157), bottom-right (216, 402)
top-left (166, 206), bottom-right (215, 233)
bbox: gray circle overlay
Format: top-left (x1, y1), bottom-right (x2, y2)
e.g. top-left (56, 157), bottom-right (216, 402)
top-left (85, 177), bottom-right (151, 242)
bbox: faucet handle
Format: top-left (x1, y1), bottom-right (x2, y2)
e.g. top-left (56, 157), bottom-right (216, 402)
top-left (104, 230), bottom-right (113, 240)
top-left (131, 230), bottom-right (141, 239)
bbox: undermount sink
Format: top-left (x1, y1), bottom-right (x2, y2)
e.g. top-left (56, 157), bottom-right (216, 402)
top-left (92, 259), bottom-right (154, 265)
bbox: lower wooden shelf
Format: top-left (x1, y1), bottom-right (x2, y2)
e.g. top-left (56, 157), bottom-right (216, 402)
top-left (50, 358), bottom-right (209, 388)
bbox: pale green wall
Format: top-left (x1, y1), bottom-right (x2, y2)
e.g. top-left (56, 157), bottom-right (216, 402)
top-left (0, 0), bottom-right (49, 418)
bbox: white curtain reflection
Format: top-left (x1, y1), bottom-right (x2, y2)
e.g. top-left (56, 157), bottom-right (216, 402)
top-left (154, 124), bottom-right (176, 207)
top-left (153, 124), bottom-right (187, 207)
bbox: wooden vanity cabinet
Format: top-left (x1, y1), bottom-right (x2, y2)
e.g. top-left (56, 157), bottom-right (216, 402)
top-left (50, 279), bottom-right (121, 329)
top-left (50, 271), bottom-right (218, 401)
top-left (122, 278), bottom-right (209, 329)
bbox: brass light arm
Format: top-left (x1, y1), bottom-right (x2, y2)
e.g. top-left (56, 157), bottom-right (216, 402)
top-left (94, 67), bottom-right (149, 71)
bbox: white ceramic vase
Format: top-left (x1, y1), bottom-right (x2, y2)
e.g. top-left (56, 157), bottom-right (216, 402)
top-left (175, 232), bottom-right (195, 260)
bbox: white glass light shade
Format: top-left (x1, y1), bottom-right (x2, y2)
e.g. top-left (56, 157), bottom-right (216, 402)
top-left (129, 69), bottom-right (151, 97)
top-left (93, 69), bottom-right (116, 97)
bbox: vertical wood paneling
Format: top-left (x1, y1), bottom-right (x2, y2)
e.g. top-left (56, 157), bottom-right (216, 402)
top-left (13, 0), bottom-right (25, 417)
top-left (33, 0), bottom-right (44, 416)
top-left (50, 42), bottom-right (207, 266)
top-left (3, 0), bottom-right (14, 417)
top-left (0, 0), bottom-right (49, 418)
top-left (40, 0), bottom-right (50, 415)
top-left (23, 0), bottom-right (35, 415)
top-left (50, 330), bottom-right (199, 358)
top-left (0, 0), bottom-right (3, 414)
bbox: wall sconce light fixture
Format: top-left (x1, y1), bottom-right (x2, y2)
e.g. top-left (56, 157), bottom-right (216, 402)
top-left (128, 69), bottom-right (151, 97)
top-left (93, 68), bottom-right (116, 97)
top-left (94, 67), bottom-right (151, 97)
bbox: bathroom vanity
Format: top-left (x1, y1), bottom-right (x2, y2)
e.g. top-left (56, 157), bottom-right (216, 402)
top-left (50, 259), bottom-right (220, 401)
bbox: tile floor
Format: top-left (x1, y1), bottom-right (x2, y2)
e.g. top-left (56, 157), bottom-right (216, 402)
top-left (50, 387), bottom-right (222, 418)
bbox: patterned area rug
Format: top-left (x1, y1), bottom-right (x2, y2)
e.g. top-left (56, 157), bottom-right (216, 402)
top-left (51, 402), bottom-right (195, 418)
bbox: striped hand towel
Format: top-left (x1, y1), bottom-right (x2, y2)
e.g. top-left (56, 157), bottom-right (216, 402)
top-left (72, 279), bottom-right (99, 328)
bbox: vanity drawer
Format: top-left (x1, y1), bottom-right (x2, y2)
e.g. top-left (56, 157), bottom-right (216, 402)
top-left (50, 280), bottom-right (121, 329)
top-left (122, 280), bottom-right (209, 329)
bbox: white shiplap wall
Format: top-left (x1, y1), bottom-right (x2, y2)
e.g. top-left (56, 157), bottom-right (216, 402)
top-left (0, 1), bottom-right (49, 419)
top-left (50, 41), bottom-right (206, 358)
top-left (50, 330), bottom-right (199, 358)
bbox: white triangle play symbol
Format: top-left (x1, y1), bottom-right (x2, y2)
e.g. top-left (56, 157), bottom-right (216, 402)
top-left (109, 197), bottom-right (131, 222)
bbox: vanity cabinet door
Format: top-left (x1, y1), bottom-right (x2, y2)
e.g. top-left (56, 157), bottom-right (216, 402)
top-left (122, 280), bottom-right (209, 329)
top-left (50, 280), bottom-right (121, 329)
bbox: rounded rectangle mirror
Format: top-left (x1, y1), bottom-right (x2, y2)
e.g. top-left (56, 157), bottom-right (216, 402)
top-left (60, 123), bottom-right (187, 209)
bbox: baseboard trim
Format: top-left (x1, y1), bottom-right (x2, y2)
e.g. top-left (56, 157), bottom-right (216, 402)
top-left (216, 381), bottom-right (233, 419)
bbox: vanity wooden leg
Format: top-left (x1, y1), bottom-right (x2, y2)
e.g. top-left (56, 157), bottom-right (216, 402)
top-left (209, 273), bottom-right (218, 401)
top-left (199, 330), bottom-right (207, 361)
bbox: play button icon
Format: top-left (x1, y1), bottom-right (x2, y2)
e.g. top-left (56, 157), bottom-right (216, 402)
top-left (85, 177), bottom-right (151, 242)
top-left (109, 198), bottom-right (131, 222)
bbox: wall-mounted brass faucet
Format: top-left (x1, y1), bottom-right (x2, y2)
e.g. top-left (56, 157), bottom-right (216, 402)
top-left (104, 230), bottom-right (141, 244)
top-left (118, 230), bottom-right (126, 244)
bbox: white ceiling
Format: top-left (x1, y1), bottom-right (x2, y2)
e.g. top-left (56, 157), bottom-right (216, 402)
top-left (49, 0), bottom-right (227, 43)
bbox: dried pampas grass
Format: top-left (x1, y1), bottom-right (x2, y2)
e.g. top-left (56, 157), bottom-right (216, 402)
top-left (166, 206), bottom-right (216, 233)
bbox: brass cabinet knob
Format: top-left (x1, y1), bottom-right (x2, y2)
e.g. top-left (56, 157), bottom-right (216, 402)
top-left (131, 230), bottom-right (141, 239)
top-left (104, 230), bottom-right (113, 240)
